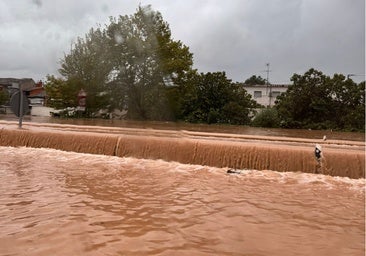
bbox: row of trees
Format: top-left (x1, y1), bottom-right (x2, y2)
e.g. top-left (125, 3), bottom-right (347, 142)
top-left (247, 69), bottom-right (365, 131)
top-left (45, 5), bottom-right (365, 131)
top-left (250, 69), bottom-right (365, 131)
top-left (53, 5), bottom-right (193, 121)
top-left (274, 69), bottom-right (365, 131)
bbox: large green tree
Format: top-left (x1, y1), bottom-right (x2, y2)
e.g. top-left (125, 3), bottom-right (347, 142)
top-left (328, 75), bottom-right (365, 131)
top-left (59, 27), bottom-right (112, 114)
top-left (57, 5), bottom-right (193, 120)
top-left (179, 72), bottom-right (258, 124)
top-left (44, 75), bottom-right (82, 110)
top-left (105, 6), bottom-right (193, 120)
top-left (275, 68), bottom-right (365, 131)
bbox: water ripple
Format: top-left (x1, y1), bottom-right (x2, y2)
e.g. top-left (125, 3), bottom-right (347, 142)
top-left (0, 146), bottom-right (364, 256)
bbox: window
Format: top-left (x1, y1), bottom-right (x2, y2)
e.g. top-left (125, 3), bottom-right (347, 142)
top-left (271, 91), bottom-right (281, 98)
top-left (254, 91), bottom-right (262, 98)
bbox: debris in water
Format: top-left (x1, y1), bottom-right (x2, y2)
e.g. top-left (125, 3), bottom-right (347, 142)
top-left (227, 169), bottom-right (242, 174)
top-left (315, 144), bottom-right (322, 162)
top-left (314, 144), bottom-right (323, 174)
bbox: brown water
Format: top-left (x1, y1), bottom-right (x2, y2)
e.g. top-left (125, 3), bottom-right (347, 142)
top-left (0, 146), bottom-right (365, 256)
top-left (1, 115), bottom-right (364, 141)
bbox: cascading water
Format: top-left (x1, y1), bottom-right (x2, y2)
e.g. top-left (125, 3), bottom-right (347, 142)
top-left (0, 121), bottom-right (364, 178)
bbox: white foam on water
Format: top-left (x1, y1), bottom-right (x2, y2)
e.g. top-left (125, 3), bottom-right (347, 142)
top-left (221, 165), bottom-right (365, 193)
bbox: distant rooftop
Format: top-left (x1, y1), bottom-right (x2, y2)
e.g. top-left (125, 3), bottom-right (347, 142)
top-left (242, 83), bottom-right (290, 87)
top-left (0, 78), bottom-right (35, 85)
top-left (0, 78), bottom-right (36, 91)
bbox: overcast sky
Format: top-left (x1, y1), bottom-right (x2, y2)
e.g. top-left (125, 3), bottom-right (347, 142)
top-left (0, 0), bottom-right (364, 83)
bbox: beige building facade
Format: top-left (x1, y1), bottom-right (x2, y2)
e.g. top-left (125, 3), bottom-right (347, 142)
top-left (243, 84), bottom-right (289, 107)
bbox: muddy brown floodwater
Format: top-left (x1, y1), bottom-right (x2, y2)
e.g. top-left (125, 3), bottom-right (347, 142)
top-left (0, 118), bottom-right (365, 255)
top-left (1, 115), bottom-right (365, 141)
top-left (0, 146), bottom-right (364, 256)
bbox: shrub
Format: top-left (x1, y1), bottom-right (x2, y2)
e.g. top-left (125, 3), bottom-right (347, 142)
top-left (251, 108), bottom-right (280, 128)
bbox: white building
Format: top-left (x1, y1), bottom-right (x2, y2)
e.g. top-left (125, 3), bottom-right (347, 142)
top-left (243, 84), bottom-right (289, 107)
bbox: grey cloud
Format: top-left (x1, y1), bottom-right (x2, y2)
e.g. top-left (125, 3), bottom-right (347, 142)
top-left (31, 0), bottom-right (42, 8)
top-left (0, 0), bottom-right (364, 83)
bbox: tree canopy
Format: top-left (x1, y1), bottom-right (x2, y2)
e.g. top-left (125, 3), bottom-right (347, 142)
top-left (244, 75), bottom-right (266, 85)
top-left (178, 72), bottom-right (259, 124)
top-left (275, 68), bottom-right (365, 131)
top-left (56, 5), bottom-right (193, 120)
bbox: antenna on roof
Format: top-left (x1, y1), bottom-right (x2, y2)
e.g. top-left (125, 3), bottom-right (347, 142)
top-left (265, 63), bottom-right (271, 85)
top-left (264, 63), bottom-right (273, 106)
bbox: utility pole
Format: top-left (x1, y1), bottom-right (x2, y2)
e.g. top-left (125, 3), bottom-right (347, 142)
top-left (265, 63), bottom-right (272, 106)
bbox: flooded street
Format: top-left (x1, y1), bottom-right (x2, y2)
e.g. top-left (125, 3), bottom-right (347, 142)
top-left (0, 146), bottom-right (364, 256)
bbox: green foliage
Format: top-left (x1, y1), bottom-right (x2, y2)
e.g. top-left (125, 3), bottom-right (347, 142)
top-left (50, 6), bottom-right (364, 131)
top-left (275, 68), bottom-right (365, 131)
top-left (244, 75), bottom-right (266, 85)
top-left (0, 89), bottom-right (9, 105)
top-left (251, 108), bottom-right (280, 128)
top-left (51, 5), bottom-right (258, 124)
top-left (44, 75), bottom-right (82, 109)
top-left (58, 5), bottom-right (193, 120)
top-left (44, 75), bottom-right (110, 117)
top-left (179, 72), bottom-right (258, 125)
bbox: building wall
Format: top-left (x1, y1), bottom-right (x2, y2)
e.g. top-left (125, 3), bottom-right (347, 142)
top-left (243, 84), bottom-right (289, 107)
top-left (31, 106), bottom-right (55, 117)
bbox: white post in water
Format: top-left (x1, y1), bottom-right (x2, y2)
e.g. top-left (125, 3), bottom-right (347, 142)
top-left (19, 84), bottom-right (23, 129)
top-left (314, 143), bottom-right (323, 174)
